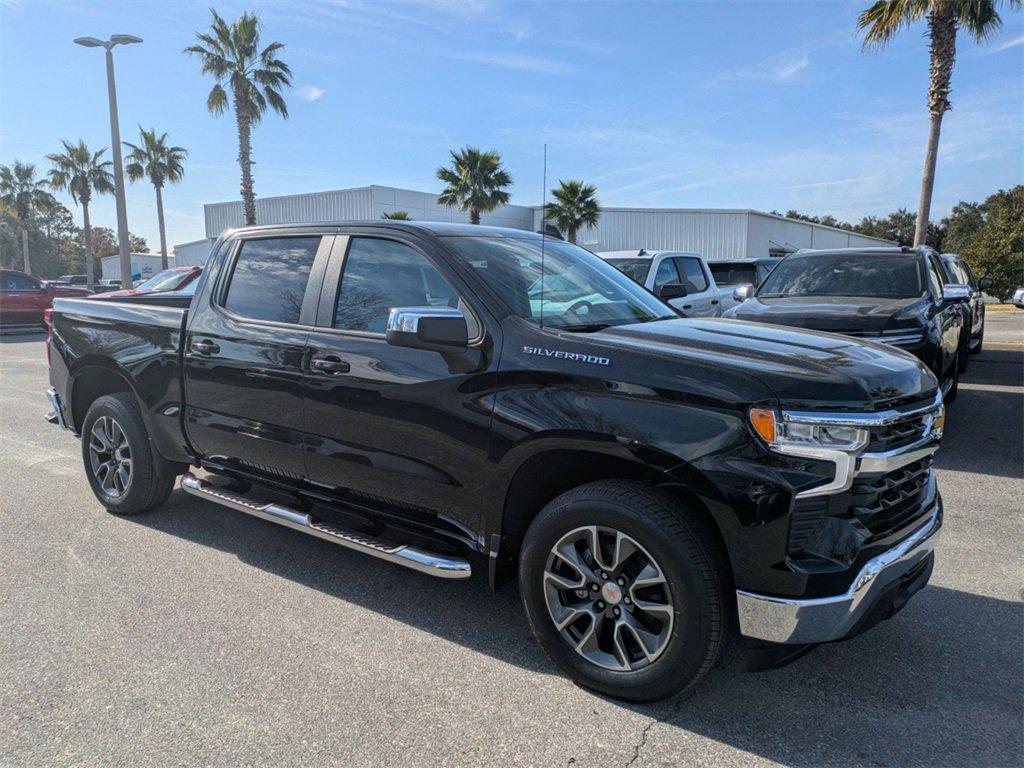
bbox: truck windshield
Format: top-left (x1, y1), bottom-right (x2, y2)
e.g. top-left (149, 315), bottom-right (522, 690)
top-left (758, 253), bottom-right (925, 299)
top-left (604, 258), bottom-right (651, 285)
top-left (444, 236), bottom-right (674, 330)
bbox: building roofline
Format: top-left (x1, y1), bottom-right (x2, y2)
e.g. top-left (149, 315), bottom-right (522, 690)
top-left (202, 186), bottom-right (893, 245)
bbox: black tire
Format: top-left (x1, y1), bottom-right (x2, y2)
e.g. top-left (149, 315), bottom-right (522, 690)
top-left (944, 354), bottom-right (959, 404)
top-left (970, 329), bottom-right (983, 355)
top-left (81, 393), bottom-right (178, 515)
top-left (519, 480), bottom-right (729, 702)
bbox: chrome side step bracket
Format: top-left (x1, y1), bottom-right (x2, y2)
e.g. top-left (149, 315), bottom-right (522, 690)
top-left (180, 473), bottom-right (472, 579)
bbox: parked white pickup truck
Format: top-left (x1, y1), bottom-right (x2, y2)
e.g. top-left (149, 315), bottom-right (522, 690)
top-left (597, 250), bottom-right (723, 317)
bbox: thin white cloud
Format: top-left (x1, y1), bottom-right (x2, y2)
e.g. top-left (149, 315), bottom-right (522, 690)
top-left (297, 85), bottom-right (325, 102)
top-left (992, 34), bottom-right (1024, 52)
top-left (707, 51), bottom-right (811, 86)
top-left (445, 51), bottom-right (572, 75)
top-left (781, 175), bottom-right (881, 191)
top-left (773, 54), bottom-right (809, 81)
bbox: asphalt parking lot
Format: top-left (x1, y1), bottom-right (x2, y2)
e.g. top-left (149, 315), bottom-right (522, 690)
top-left (1, 315), bottom-right (1021, 768)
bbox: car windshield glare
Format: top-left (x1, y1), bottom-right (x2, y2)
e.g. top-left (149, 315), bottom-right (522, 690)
top-left (758, 253), bottom-right (925, 299)
top-left (444, 237), bottom-right (672, 330)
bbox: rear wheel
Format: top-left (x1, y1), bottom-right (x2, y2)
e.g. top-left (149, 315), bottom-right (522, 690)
top-left (81, 393), bottom-right (178, 515)
top-left (519, 481), bottom-right (729, 702)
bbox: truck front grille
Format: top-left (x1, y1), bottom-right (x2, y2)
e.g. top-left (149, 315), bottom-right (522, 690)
top-left (865, 414), bottom-right (930, 453)
top-left (787, 457), bottom-right (934, 554)
top-left (850, 456), bottom-right (933, 537)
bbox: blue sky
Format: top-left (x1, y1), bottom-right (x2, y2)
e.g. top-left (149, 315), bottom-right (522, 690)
top-left (2, 0), bottom-right (1021, 250)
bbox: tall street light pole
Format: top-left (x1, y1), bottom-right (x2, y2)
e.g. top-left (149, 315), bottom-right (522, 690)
top-left (74, 34), bottom-right (142, 289)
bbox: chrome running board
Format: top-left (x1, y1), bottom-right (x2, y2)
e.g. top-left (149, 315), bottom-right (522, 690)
top-left (180, 473), bottom-right (471, 579)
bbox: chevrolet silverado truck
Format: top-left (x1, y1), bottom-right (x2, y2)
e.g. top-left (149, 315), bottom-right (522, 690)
top-left (46, 222), bottom-right (945, 702)
top-left (724, 246), bottom-right (970, 402)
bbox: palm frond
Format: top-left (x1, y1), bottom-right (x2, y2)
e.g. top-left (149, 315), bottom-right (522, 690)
top-left (206, 84), bottom-right (229, 115)
top-left (857, 0), bottom-right (929, 47)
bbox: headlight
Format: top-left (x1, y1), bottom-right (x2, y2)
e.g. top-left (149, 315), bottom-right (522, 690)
top-left (749, 409), bottom-right (869, 453)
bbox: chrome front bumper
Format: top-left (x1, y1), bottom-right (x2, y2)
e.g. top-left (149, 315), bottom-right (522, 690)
top-left (46, 387), bottom-right (70, 430)
top-left (736, 504), bottom-right (941, 645)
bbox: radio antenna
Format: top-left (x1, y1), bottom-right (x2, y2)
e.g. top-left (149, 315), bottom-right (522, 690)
top-left (539, 143), bottom-right (547, 329)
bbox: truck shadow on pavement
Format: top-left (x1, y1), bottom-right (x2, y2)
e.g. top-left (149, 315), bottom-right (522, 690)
top-left (130, 490), bottom-right (1023, 767)
top-left (935, 348), bottom-right (1023, 480)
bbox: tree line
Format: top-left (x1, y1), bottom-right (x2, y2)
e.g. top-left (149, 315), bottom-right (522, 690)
top-left (0, 131), bottom-right (184, 287)
top-left (774, 185), bottom-right (1023, 299)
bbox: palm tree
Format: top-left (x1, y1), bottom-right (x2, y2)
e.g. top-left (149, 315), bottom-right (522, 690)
top-left (124, 127), bottom-right (188, 270)
top-left (47, 139), bottom-right (114, 289)
top-left (858, 0), bottom-right (1016, 247)
top-left (381, 210), bottom-right (411, 220)
top-left (543, 180), bottom-right (601, 244)
top-left (185, 9), bottom-right (292, 226)
top-left (0, 161), bottom-right (56, 275)
top-left (436, 147), bottom-right (512, 225)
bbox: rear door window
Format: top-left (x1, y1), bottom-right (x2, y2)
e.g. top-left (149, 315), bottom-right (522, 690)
top-left (223, 236), bottom-right (321, 324)
top-left (674, 257), bottom-right (709, 292)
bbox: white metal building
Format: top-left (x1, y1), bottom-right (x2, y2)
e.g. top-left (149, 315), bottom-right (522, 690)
top-left (100, 253), bottom-right (165, 282)
top-left (173, 238), bottom-right (217, 267)
top-left (177, 184), bottom-right (892, 264)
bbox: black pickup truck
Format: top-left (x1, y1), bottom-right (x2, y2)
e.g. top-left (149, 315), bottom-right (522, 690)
top-left (46, 222), bottom-right (945, 702)
top-left (724, 246), bottom-right (971, 401)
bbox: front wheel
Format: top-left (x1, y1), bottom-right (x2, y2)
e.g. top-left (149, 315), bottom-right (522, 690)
top-left (943, 354), bottom-right (960, 404)
top-left (970, 329), bottom-right (984, 355)
top-left (519, 481), bottom-right (729, 702)
top-left (81, 393), bottom-right (179, 515)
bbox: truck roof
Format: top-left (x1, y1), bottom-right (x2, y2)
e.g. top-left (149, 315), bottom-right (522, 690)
top-left (225, 221), bottom-right (546, 239)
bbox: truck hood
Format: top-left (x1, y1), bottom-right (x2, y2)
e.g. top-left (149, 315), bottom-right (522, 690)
top-left (731, 295), bottom-right (925, 334)
top-left (592, 317), bottom-right (937, 410)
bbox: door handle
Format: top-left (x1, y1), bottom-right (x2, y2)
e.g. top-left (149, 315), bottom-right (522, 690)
top-left (311, 354), bottom-right (350, 374)
top-left (682, 304), bottom-right (693, 310)
top-left (710, 299), bottom-right (719, 305)
top-left (191, 339), bottom-right (220, 355)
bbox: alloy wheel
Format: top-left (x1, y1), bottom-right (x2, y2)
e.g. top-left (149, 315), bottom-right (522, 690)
top-left (88, 416), bottom-right (133, 497)
top-left (543, 525), bottom-right (674, 672)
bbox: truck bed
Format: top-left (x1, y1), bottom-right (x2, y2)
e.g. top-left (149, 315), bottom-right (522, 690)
top-left (48, 296), bottom-right (192, 464)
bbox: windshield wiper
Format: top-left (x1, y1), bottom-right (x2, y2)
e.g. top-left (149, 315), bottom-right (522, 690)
top-left (558, 322), bottom-right (616, 332)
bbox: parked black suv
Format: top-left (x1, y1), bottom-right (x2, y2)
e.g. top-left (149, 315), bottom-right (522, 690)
top-left (46, 223), bottom-right (945, 701)
top-left (724, 246), bottom-right (970, 401)
top-left (940, 252), bottom-right (991, 369)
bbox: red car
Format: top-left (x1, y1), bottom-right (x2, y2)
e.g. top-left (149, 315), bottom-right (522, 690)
top-left (87, 266), bottom-right (202, 301)
top-left (0, 269), bottom-right (91, 327)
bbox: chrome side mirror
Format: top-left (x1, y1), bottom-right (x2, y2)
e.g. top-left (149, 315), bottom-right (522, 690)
top-left (941, 284), bottom-right (971, 303)
top-left (732, 283), bottom-right (754, 303)
top-left (386, 307), bottom-right (468, 353)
